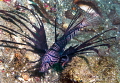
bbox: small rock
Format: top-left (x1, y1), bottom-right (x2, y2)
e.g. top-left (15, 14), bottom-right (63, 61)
top-left (21, 73), bottom-right (29, 81)
top-left (63, 23), bottom-right (69, 29)
top-left (25, 51), bottom-right (40, 61)
top-left (65, 10), bottom-right (74, 19)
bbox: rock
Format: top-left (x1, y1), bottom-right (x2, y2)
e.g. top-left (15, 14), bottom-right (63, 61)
top-left (21, 73), bottom-right (29, 81)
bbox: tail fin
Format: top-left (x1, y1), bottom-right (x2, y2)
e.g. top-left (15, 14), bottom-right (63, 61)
top-left (81, 11), bottom-right (103, 26)
top-left (62, 8), bottom-right (102, 41)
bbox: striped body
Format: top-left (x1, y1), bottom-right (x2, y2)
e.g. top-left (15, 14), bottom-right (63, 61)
top-left (40, 49), bottom-right (60, 72)
top-left (39, 25), bottom-right (85, 72)
top-left (39, 11), bottom-right (91, 72)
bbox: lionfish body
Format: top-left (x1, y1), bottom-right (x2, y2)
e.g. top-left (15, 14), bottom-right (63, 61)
top-left (40, 20), bottom-right (86, 72)
top-left (39, 5), bottom-right (104, 72)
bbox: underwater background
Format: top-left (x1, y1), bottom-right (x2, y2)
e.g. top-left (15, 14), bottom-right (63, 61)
top-left (0, 0), bottom-right (120, 83)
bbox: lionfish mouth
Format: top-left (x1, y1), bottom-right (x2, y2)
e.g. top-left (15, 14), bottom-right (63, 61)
top-left (39, 63), bottom-right (50, 73)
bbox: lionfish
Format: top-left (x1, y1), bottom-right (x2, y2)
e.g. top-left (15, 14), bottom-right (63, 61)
top-left (0, 2), bottom-right (116, 73)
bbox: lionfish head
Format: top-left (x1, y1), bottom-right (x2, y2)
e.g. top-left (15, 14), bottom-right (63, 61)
top-left (39, 62), bottom-right (51, 73)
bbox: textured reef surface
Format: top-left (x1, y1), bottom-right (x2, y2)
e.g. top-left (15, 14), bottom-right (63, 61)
top-left (0, 0), bottom-right (120, 83)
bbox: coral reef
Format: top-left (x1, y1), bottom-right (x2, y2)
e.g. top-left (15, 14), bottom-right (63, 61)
top-left (61, 55), bottom-right (119, 83)
top-left (0, 0), bottom-right (119, 83)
